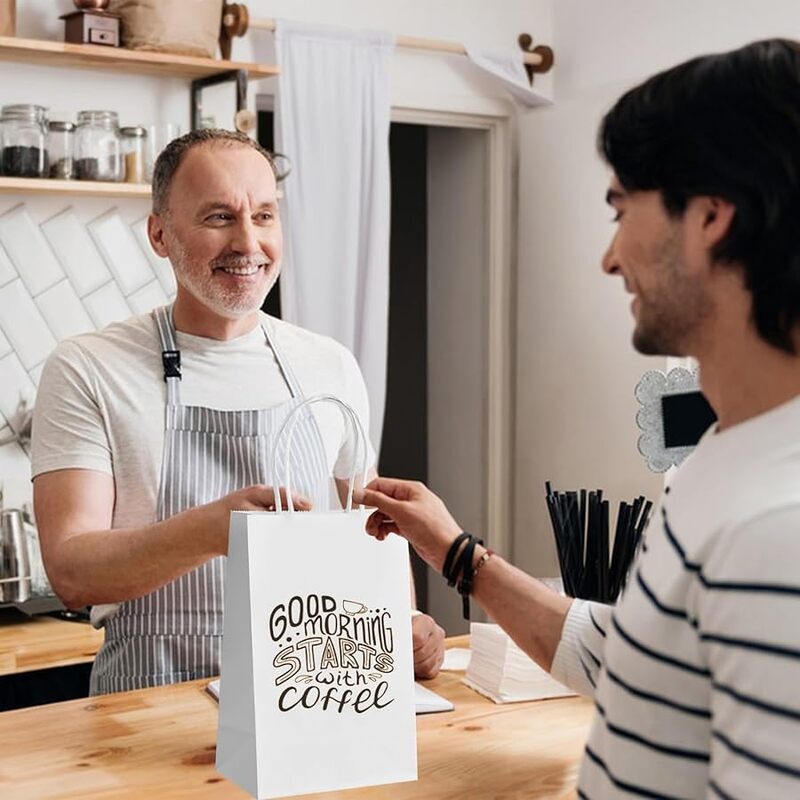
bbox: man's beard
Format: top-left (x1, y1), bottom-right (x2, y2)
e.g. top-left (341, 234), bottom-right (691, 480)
top-left (630, 233), bottom-right (709, 358)
top-left (633, 311), bottom-right (685, 356)
top-left (172, 247), bottom-right (278, 319)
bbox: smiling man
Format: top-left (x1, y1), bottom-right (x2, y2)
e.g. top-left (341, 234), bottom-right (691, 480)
top-left (359, 39), bottom-right (800, 797)
top-left (31, 130), bottom-right (444, 694)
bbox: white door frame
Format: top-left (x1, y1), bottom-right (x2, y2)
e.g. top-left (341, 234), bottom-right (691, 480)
top-left (392, 106), bottom-right (515, 561)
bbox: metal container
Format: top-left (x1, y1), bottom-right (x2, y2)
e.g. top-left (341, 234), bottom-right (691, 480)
top-left (0, 509), bottom-right (31, 603)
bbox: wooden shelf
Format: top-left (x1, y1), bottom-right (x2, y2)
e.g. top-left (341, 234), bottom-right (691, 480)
top-left (0, 36), bottom-right (279, 80)
top-left (0, 176), bottom-right (151, 198)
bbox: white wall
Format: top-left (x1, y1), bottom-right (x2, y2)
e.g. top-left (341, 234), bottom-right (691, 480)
top-left (514, 0), bottom-right (800, 578)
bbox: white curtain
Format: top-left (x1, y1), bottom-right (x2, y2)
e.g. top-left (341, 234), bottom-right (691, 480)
top-left (274, 20), bottom-right (395, 454)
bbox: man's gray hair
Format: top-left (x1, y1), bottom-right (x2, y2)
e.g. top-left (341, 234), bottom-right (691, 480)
top-left (151, 129), bottom-right (277, 215)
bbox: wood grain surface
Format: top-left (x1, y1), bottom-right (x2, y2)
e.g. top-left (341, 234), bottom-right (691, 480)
top-left (0, 636), bottom-right (593, 799)
top-left (0, 35), bottom-right (279, 80)
top-left (0, 611), bottom-right (103, 677)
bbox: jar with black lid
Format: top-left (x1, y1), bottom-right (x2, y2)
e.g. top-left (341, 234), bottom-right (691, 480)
top-left (75, 110), bottom-right (122, 181)
top-left (48, 120), bottom-right (76, 180)
top-left (0, 104), bottom-right (49, 178)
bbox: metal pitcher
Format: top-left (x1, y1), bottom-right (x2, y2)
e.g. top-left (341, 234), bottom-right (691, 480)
top-left (0, 508), bottom-right (31, 603)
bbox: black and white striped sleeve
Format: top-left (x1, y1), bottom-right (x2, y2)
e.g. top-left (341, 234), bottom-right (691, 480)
top-left (697, 507), bottom-right (800, 798)
top-left (550, 598), bottom-right (612, 697)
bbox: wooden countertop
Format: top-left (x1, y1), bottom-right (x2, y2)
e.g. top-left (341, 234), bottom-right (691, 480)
top-left (0, 609), bottom-right (103, 677)
top-left (0, 636), bottom-right (593, 799)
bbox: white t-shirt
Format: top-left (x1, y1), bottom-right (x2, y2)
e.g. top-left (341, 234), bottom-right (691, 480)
top-left (31, 310), bottom-right (376, 530)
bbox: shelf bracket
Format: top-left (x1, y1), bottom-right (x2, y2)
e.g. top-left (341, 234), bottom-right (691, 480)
top-left (190, 68), bottom-right (248, 131)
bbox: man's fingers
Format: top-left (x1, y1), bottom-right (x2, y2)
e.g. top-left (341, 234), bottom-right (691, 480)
top-left (412, 618), bottom-right (445, 680)
top-left (365, 510), bottom-right (399, 540)
top-left (275, 487), bottom-right (312, 511)
top-left (414, 652), bottom-right (441, 680)
top-left (363, 477), bottom-right (420, 501)
top-left (359, 487), bottom-right (404, 517)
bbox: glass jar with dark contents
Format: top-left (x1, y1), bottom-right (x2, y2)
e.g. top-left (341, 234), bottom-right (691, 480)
top-left (75, 110), bottom-right (122, 181)
top-left (0, 104), bottom-right (49, 178)
top-left (48, 120), bottom-right (75, 180)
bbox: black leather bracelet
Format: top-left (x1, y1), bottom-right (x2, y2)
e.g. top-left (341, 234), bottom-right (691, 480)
top-left (456, 536), bottom-right (483, 620)
top-left (442, 532), bottom-right (472, 586)
top-left (442, 531), bottom-right (484, 619)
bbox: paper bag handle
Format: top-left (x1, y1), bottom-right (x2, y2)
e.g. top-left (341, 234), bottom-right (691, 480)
top-left (271, 395), bottom-right (369, 513)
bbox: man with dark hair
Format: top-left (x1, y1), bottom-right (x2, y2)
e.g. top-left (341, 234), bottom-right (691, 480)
top-left (32, 129), bottom-right (445, 694)
top-left (360, 39), bottom-right (800, 797)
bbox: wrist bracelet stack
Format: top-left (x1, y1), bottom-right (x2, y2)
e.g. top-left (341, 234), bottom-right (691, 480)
top-left (441, 532), bottom-right (494, 620)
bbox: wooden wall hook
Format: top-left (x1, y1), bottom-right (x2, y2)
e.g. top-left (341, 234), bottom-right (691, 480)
top-left (518, 33), bottom-right (554, 83)
top-left (220, 2), bottom-right (250, 61)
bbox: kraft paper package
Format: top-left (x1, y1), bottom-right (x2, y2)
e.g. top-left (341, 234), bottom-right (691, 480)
top-left (216, 396), bottom-right (417, 799)
top-left (108, 0), bottom-right (222, 58)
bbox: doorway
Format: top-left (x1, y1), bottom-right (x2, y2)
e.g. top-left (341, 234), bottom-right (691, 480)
top-left (381, 118), bottom-right (501, 634)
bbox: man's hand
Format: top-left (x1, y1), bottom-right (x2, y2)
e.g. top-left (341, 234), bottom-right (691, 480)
top-left (412, 613), bottom-right (445, 680)
top-left (197, 484), bottom-right (312, 555)
top-left (358, 478), bottom-right (463, 572)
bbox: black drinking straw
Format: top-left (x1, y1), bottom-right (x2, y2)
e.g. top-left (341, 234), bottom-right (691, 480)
top-left (545, 483), bottom-right (652, 603)
top-left (599, 499), bottom-right (609, 601)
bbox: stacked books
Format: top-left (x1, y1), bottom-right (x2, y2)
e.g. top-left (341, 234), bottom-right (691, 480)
top-left (463, 622), bottom-right (575, 703)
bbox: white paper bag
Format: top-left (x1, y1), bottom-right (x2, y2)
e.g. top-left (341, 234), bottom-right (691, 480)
top-left (216, 396), bottom-right (418, 799)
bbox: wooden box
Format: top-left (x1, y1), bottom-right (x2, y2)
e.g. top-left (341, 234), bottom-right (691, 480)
top-left (60, 10), bottom-right (121, 47)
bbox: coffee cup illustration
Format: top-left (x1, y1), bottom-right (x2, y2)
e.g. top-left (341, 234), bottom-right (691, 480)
top-left (342, 599), bottom-right (368, 615)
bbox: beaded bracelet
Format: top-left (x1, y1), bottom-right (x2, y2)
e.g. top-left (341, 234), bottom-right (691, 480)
top-left (472, 548), bottom-right (494, 580)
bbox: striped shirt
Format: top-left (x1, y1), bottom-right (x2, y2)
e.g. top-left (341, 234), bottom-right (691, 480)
top-left (551, 395), bottom-right (800, 798)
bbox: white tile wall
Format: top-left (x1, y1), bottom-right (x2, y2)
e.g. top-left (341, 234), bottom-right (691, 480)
top-left (128, 280), bottom-right (169, 315)
top-left (133, 217), bottom-right (177, 296)
top-left (0, 327), bottom-right (11, 359)
top-left (0, 354), bottom-right (37, 433)
top-left (83, 281), bottom-right (132, 329)
top-left (89, 211), bottom-right (155, 296)
top-left (42, 209), bottom-right (112, 298)
top-left (0, 430), bottom-right (34, 504)
top-left (0, 280), bottom-right (57, 369)
top-left (0, 205), bottom-right (64, 296)
top-left (0, 241), bottom-right (16, 287)
top-left (0, 199), bottom-right (177, 498)
top-left (28, 363), bottom-right (44, 387)
top-left (35, 280), bottom-right (95, 341)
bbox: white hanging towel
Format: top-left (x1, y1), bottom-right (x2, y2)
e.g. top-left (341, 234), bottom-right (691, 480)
top-left (274, 20), bottom-right (395, 456)
top-left (466, 46), bottom-right (552, 108)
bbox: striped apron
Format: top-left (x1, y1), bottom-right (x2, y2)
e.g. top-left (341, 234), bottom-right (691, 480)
top-left (90, 305), bottom-right (329, 695)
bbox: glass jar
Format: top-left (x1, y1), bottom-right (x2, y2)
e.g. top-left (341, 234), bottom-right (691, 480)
top-left (145, 122), bottom-right (181, 182)
top-left (120, 126), bottom-right (147, 183)
top-left (74, 110), bottom-right (122, 181)
top-left (0, 104), bottom-right (49, 178)
top-left (48, 120), bottom-right (75, 180)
